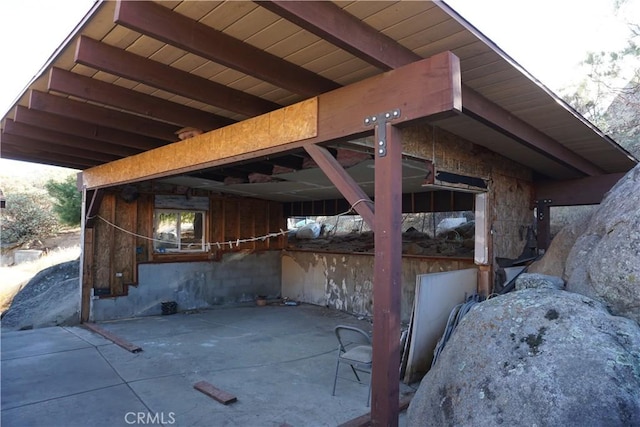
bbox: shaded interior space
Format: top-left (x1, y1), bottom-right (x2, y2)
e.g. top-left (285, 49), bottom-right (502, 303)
top-left (1, 305), bottom-right (415, 426)
top-left (1, 1), bottom-right (637, 424)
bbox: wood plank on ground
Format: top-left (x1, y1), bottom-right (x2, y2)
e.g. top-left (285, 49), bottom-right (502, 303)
top-left (82, 322), bottom-right (142, 353)
top-left (193, 381), bottom-right (237, 405)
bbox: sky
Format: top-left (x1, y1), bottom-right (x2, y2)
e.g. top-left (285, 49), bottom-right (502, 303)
top-left (0, 0), bottom-right (638, 176)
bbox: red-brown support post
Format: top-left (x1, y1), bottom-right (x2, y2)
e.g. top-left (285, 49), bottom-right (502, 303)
top-left (536, 199), bottom-right (552, 253)
top-left (370, 112), bottom-right (402, 426)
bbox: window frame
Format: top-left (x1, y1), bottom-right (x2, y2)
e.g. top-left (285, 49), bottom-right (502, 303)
top-left (153, 209), bottom-right (206, 254)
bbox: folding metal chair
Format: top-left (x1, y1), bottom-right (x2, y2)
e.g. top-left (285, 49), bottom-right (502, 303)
top-left (332, 325), bottom-right (373, 406)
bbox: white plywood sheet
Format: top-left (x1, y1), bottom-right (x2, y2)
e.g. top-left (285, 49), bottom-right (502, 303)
top-left (404, 268), bottom-right (477, 383)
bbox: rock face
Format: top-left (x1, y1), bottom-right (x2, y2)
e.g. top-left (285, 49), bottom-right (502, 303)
top-left (527, 213), bottom-right (590, 278)
top-left (1, 260), bottom-right (80, 330)
top-left (408, 287), bottom-right (640, 427)
top-left (565, 164), bottom-right (640, 324)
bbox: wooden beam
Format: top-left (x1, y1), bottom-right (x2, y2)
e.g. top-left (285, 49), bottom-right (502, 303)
top-left (535, 173), bottom-right (625, 206)
top-left (1, 131), bottom-right (116, 165)
top-left (193, 381), bottom-right (237, 405)
top-left (371, 122), bottom-right (402, 426)
top-left (304, 143), bottom-right (375, 227)
top-left (48, 68), bottom-right (234, 131)
top-left (461, 86), bottom-right (605, 177)
top-left (14, 106), bottom-right (166, 151)
top-left (259, 2), bottom-right (607, 179)
top-left (536, 199), bottom-right (551, 252)
top-left (115, 1), bottom-right (339, 98)
top-left (256, 1), bottom-right (421, 70)
top-left (29, 90), bottom-right (178, 142)
top-left (0, 145), bottom-right (93, 170)
top-left (3, 119), bottom-right (138, 159)
top-left (75, 36), bottom-right (280, 118)
top-left (82, 98), bottom-right (318, 188)
top-left (83, 322), bottom-right (142, 352)
top-left (81, 53), bottom-right (460, 189)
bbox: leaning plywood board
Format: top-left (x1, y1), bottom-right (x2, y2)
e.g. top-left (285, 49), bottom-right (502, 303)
top-left (403, 268), bottom-right (477, 383)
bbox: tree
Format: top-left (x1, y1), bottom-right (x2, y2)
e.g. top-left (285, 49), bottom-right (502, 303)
top-left (1, 192), bottom-right (58, 244)
top-left (561, 0), bottom-right (640, 157)
top-left (45, 175), bottom-right (81, 226)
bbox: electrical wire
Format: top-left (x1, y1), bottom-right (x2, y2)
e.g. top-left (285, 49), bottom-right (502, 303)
top-left (87, 198), bottom-right (374, 250)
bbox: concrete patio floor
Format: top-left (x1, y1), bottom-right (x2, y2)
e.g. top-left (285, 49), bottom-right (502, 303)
top-left (1, 304), bottom-right (415, 426)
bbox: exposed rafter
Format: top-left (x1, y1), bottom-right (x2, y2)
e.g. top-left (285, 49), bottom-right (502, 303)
top-left (461, 86), bottom-right (605, 176)
top-left (3, 119), bottom-right (138, 158)
top-left (29, 90), bottom-right (178, 142)
top-left (258, 1), bottom-right (605, 178)
top-left (255, 1), bottom-right (420, 70)
top-left (1, 132), bottom-right (113, 166)
top-left (74, 36), bottom-right (281, 118)
top-left (48, 68), bottom-right (234, 131)
top-left (114, 1), bottom-right (340, 98)
top-left (14, 106), bottom-right (166, 151)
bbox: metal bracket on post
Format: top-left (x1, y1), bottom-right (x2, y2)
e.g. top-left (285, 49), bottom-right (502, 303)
top-left (364, 109), bottom-right (401, 158)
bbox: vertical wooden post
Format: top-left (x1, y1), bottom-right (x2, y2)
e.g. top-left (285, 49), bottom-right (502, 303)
top-left (79, 186), bottom-right (92, 323)
top-left (371, 121), bottom-right (402, 426)
top-left (536, 199), bottom-right (551, 253)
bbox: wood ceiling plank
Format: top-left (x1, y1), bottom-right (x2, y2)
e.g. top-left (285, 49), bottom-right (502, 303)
top-left (114, 0), bottom-right (339, 97)
top-left (48, 67), bottom-right (233, 130)
top-left (29, 90), bottom-right (179, 141)
top-left (75, 36), bottom-right (280, 117)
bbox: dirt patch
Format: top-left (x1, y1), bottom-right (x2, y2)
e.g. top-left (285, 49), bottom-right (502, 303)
top-left (0, 228), bottom-right (81, 315)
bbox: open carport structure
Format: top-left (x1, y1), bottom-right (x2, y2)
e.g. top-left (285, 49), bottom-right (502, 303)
top-left (0, 1), bottom-right (636, 424)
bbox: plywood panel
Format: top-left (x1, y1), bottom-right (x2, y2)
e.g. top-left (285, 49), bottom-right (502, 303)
top-left (112, 197), bottom-right (137, 295)
top-left (224, 200), bottom-right (239, 248)
top-left (82, 98), bottom-right (318, 188)
top-left (93, 193), bottom-right (115, 292)
top-left (253, 200), bottom-right (269, 251)
top-left (238, 199), bottom-right (254, 250)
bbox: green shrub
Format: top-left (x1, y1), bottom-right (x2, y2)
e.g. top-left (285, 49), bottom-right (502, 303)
top-left (1, 192), bottom-right (58, 244)
top-left (45, 175), bottom-right (81, 226)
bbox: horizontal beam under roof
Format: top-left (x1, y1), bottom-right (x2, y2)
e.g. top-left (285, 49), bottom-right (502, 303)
top-left (3, 119), bottom-right (139, 158)
top-left (29, 90), bottom-right (179, 142)
top-left (13, 106), bottom-right (166, 151)
top-left (74, 36), bottom-right (281, 118)
top-left (114, 0), bottom-right (340, 98)
top-left (48, 68), bottom-right (234, 131)
top-left (81, 52), bottom-right (461, 189)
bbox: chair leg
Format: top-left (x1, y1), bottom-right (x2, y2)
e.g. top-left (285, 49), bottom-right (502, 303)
top-left (367, 376), bottom-right (371, 407)
top-left (332, 358), bottom-right (341, 396)
top-left (350, 365), bottom-right (361, 382)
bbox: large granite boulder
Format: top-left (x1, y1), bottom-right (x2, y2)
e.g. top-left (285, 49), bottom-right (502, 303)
top-left (408, 287), bottom-right (640, 426)
top-left (527, 213), bottom-right (590, 278)
top-left (565, 164), bottom-right (640, 324)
